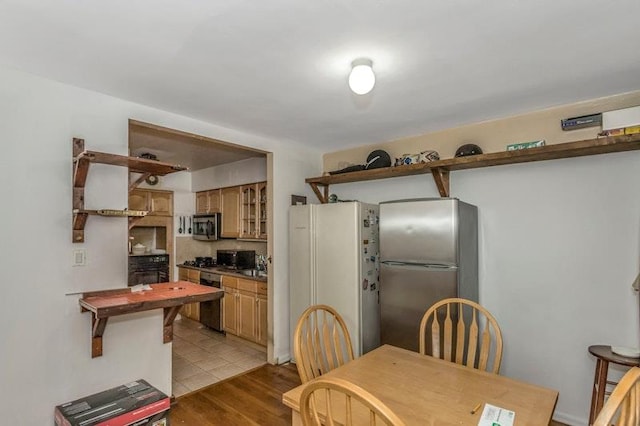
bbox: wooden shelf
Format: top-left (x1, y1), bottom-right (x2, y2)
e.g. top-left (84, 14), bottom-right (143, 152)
top-left (79, 282), bottom-right (224, 358)
top-left (306, 133), bottom-right (640, 202)
top-left (78, 150), bottom-right (188, 176)
top-left (72, 138), bottom-right (188, 242)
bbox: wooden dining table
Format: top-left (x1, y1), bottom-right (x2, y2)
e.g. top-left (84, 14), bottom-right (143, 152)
top-left (282, 345), bottom-right (558, 425)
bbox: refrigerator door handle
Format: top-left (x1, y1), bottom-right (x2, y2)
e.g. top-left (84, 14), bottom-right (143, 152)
top-left (381, 261), bottom-right (457, 270)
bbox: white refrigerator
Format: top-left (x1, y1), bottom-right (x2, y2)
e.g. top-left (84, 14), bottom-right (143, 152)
top-left (289, 201), bottom-right (380, 359)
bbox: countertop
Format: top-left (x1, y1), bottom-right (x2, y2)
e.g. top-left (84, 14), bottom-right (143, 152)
top-left (177, 264), bottom-right (268, 283)
top-left (80, 281), bottom-right (224, 317)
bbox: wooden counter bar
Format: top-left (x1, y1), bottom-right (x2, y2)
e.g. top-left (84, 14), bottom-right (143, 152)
top-left (79, 281), bottom-right (223, 357)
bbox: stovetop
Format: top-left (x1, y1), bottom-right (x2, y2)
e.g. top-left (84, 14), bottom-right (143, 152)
top-left (183, 257), bottom-right (217, 268)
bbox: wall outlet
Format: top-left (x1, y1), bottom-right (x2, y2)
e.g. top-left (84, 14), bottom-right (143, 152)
top-left (72, 249), bottom-right (87, 266)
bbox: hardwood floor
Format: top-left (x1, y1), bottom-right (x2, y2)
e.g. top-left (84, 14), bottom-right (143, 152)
top-left (170, 363), bottom-right (568, 426)
top-left (170, 363), bottom-right (301, 426)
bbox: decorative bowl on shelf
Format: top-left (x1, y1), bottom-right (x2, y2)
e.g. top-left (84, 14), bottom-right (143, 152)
top-left (132, 243), bottom-right (146, 255)
top-left (612, 346), bottom-right (640, 358)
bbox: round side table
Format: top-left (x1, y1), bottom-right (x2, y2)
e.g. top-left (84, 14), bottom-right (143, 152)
top-left (588, 345), bottom-right (640, 425)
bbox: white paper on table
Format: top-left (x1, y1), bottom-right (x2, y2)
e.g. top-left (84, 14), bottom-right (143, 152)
top-left (477, 403), bottom-right (515, 426)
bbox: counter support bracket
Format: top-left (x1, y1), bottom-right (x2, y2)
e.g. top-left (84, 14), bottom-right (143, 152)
top-left (91, 315), bottom-right (109, 358)
top-left (163, 306), bottom-right (182, 344)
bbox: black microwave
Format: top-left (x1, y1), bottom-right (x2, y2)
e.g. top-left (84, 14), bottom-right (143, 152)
top-left (217, 250), bottom-right (256, 270)
top-left (192, 214), bottom-right (221, 241)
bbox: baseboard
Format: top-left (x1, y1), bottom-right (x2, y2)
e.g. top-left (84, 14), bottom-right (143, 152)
top-left (553, 410), bottom-right (587, 426)
top-left (275, 352), bottom-right (291, 365)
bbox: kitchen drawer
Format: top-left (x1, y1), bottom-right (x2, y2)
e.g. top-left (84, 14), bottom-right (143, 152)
top-left (238, 278), bottom-right (259, 293)
top-left (222, 275), bottom-right (239, 289)
top-left (257, 282), bottom-right (267, 296)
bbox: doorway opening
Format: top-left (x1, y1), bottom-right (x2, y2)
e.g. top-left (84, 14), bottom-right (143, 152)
top-left (127, 119), bottom-right (272, 396)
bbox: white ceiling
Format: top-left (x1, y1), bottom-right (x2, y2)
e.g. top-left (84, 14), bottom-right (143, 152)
top-left (1, 0), bottom-right (639, 153)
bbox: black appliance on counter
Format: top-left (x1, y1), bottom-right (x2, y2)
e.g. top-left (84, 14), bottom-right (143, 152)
top-left (199, 271), bottom-right (222, 332)
top-left (128, 254), bottom-right (169, 286)
top-left (217, 250), bottom-right (256, 270)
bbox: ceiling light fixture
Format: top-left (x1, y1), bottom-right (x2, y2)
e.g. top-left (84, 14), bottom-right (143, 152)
top-left (348, 58), bottom-right (375, 95)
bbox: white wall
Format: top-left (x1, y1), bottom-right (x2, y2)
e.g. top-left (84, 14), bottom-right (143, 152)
top-left (329, 152), bottom-right (640, 425)
top-left (192, 157), bottom-right (267, 191)
top-left (0, 65), bottom-right (322, 424)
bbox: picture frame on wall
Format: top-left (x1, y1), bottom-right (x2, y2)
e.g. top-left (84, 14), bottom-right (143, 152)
top-left (291, 195), bottom-right (307, 206)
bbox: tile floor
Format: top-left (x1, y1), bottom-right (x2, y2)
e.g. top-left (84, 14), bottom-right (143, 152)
top-left (172, 316), bottom-right (266, 397)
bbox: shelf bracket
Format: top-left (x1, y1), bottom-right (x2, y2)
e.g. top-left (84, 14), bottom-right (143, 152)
top-left (128, 216), bottom-right (145, 230)
top-left (309, 182), bottom-right (330, 204)
top-left (128, 172), bottom-right (151, 192)
top-left (431, 168), bottom-right (450, 197)
top-left (73, 211), bottom-right (89, 243)
top-left (163, 306), bottom-right (182, 343)
top-left (73, 138), bottom-right (89, 242)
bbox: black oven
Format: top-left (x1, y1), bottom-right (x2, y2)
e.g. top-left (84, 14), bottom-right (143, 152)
top-left (200, 272), bottom-right (222, 332)
top-left (128, 254), bottom-right (169, 286)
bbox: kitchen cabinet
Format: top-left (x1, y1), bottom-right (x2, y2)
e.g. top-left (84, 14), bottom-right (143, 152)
top-left (196, 189), bottom-right (221, 214)
top-left (195, 181), bottom-right (266, 240)
top-left (305, 133), bottom-right (640, 201)
top-left (222, 276), bottom-right (239, 336)
top-left (238, 289), bottom-right (256, 341)
top-left (239, 182), bottom-right (268, 240)
top-left (221, 186), bottom-right (241, 238)
top-left (178, 267), bottom-right (201, 321)
top-left (222, 275), bottom-right (267, 346)
top-left (129, 189), bottom-right (173, 216)
top-left (256, 292), bottom-right (268, 346)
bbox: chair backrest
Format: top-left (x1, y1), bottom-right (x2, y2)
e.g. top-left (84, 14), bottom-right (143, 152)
top-left (300, 377), bottom-right (406, 426)
top-left (294, 304), bottom-right (355, 383)
top-left (419, 297), bottom-right (503, 374)
top-left (593, 367), bottom-right (640, 426)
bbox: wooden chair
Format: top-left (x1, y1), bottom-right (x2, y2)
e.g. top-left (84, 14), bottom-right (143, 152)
top-left (419, 297), bottom-right (503, 374)
top-left (300, 377), bottom-right (406, 426)
top-left (593, 367), bottom-right (640, 426)
top-left (294, 304), bottom-right (354, 383)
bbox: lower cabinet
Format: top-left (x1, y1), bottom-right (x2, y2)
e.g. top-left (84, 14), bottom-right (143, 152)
top-left (256, 294), bottom-right (268, 346)
top-left (178, 267), bottom-right (200, 321)
top-left (222, 277), bottom-right (239, 336)
top-left (222, 275), bottom-right (267, 346)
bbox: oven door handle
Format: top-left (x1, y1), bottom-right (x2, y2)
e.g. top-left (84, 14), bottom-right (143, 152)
top-left (206, 220), bottom-right (212, 239)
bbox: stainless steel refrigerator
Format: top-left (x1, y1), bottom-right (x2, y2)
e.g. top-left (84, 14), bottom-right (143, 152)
top-left (289, 202), bottom-right (380, 359)
top-left (379, 198), bottom-right (478, 352)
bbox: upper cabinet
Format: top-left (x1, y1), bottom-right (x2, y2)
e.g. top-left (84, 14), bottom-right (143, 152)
top-left (196, 189), bottom-right (221, 214)
top-left (240, 181), bottom-right (267, 240)
top-left (196, 181), bottom-right (267, 240)
top-left (221, 186), bottom-right (241, 238)
top-left (129, 189), bottom-right (173, 216)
